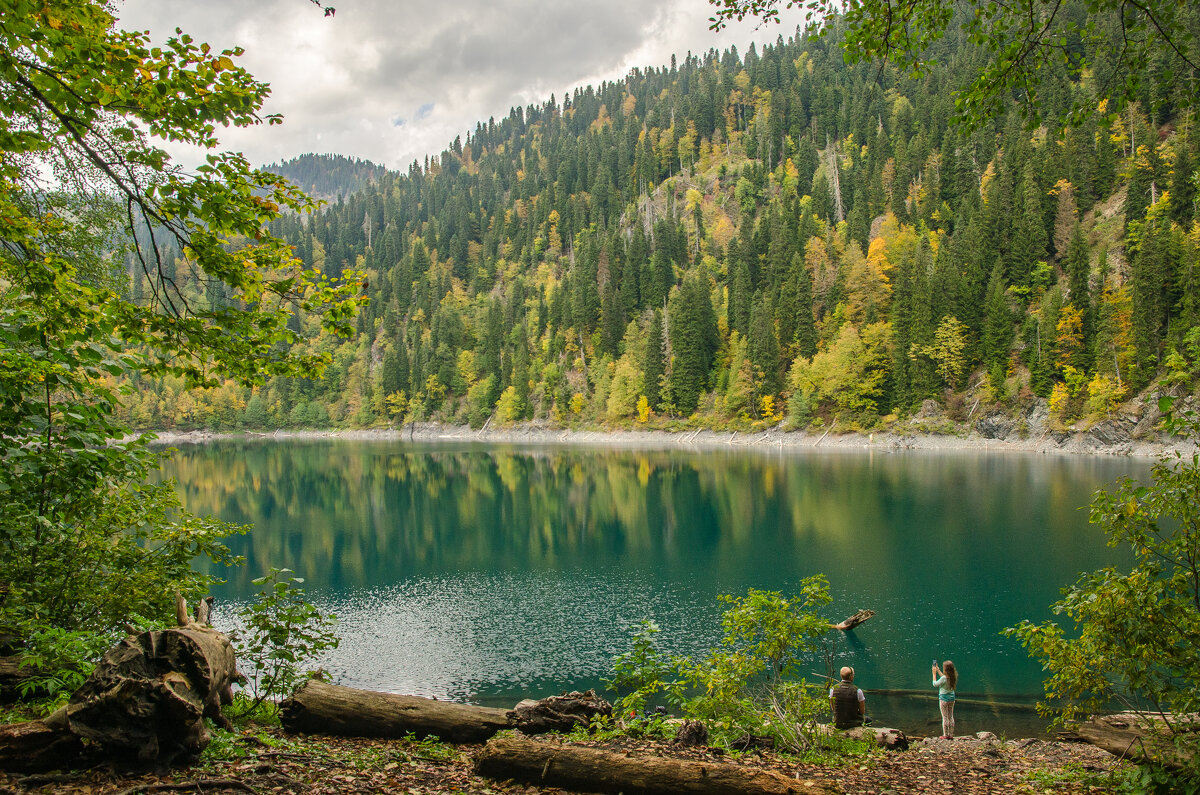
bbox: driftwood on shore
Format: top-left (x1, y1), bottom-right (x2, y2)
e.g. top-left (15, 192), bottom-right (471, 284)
top-left (281, 681), bottom-right (614, 742)
top-left (511, 690), bottom-right (613, 734)
top-left (281, 678), bottom-right (515, 742)
top-left (474, 734), bottom-right (840, 795)
top-left (1077, 712), bottom-right (1197, 768)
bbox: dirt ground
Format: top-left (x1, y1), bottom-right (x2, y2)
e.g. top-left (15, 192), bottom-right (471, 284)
top-left (0, 728), bottom-right (1126, 795)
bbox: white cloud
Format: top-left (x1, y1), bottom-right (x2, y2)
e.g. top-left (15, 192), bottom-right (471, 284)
top-left (117, 0), bottom-right (807, 170)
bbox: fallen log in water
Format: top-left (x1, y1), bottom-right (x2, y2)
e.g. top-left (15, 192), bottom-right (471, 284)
top-left (281, 678), bottom-right (515, 742)
top-left (474, 734), bottom-right (841, 795)
top-left (863, 689), bottom-right (1041, 713)
top-left (830, 609), bottom-right (875, 631)
top-left (1077, 712), bottom-right (1197, 768)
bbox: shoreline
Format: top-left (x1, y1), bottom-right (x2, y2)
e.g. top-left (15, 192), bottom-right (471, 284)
top-left (146, 420), bottom-right (1197, 458)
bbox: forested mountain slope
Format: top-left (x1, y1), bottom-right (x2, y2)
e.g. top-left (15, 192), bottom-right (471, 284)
top-left (263, 153), bottom-right (393, 201)
top-left (121, 12), bottom-right (1200, 434)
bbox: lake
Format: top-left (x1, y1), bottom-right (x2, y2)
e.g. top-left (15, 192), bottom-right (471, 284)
top-left (162, 438), bottom-right (1148, 736)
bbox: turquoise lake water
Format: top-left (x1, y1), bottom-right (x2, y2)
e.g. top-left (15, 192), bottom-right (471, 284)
top-left (162, 439), bottom-right (1149, 736)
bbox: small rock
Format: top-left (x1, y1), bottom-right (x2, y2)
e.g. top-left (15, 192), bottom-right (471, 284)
top-left (1085, 418), bottom-right (1133, 449)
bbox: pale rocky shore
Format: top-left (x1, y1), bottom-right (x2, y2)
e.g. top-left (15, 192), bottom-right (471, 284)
top-left (150, 397), bottom-right (1198, 458)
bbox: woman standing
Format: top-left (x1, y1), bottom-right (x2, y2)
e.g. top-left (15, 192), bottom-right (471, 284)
top-left (932, 660), bottom-right (957, 738)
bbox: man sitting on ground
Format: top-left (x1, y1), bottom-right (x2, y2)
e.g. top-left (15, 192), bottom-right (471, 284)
top-left (829, 666), bottom-right (866, 729)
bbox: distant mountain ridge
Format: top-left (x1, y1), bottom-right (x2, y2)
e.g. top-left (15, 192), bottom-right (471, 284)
top-left (263, 153), bottom-right (394, 200)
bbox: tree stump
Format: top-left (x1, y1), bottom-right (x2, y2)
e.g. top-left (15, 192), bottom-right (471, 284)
top-left (0, 597), bottom-right (239, 769)
top-left (281, 679), bottom-right (515, 742)
top-left (64, 623), bottom-right (238, 763)
top-left (0, 655), bottom-right (34, 703)
top-left (474, 734), bottom-right (841, 794)
top-left (674, 719), bottom-right (709, 746)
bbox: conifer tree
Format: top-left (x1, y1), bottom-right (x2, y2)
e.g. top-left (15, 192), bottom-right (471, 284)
top-left (479, 300), bottom-right (505, 403)
top-left (1130, 202), bottom-right (1174, 386)
top-left (982, 263), bottom-right (1013, 382)
top-left (730, 258), bottom-right (753, 336)
top-left (1169, 126), bottom-right (1197, 227)
top-left (1008, 162), bottom-right (1048, 287)
top-left (1065, 224), bottom-right (1095, 370)
top-left (642, 310), bottom-right (667, 411)
top-left (748, 292), bottom-right (782, 399)
top-left (381, 347), bottom-right (404, 398)
top-left (667, 273), bottom-right (719, 415)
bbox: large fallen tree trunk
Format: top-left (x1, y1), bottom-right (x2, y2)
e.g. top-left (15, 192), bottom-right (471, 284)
top-left (281, 678), bottom-right (515, 742)
top-left (474, 734), bottom-right (841, 795)
top-left (0, 719), bottom-right (84, 773)
top-left (1077, 712), bottom-right (1197, 768)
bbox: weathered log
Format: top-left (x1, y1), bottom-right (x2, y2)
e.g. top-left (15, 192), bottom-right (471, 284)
top-left (830, 609), bottom-right (875, 631)
top-left (0, 655), bottom-right (34, 702)
top-left (65, 623), bottom-right (239, 763)
top-left (474, 734), bottom-right (841, 795)
top-left (0, 720), bottom-right (84, 773)
top-left (1077, 712), bottom-right (1197, 768)
top-left (281, 678), bottom-right (515, 742)
top-left (512, 690), bottom-right (612, 734)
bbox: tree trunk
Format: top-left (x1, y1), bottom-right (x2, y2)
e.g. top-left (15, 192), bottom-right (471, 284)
top-left (474, 734), bottom-right (841, 795)
top-left (0, 719), bottom-right (86, 773)
top-left (281, 679), bottom-right (514, 743)
top-left (65, 623), bottom-right (239, 763)
top-left (1077, 712), bottom-right (1196, 768)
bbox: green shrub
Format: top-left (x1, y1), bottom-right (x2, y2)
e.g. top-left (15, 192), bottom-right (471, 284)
top-left (1005, 397), bottom-right (1200, 788)
top-left (607, 619), bottom-right (672, 719)
top-left (230, 568), bottom-right (339, 716)
top-left (608, 579), bottom-right (859, 757)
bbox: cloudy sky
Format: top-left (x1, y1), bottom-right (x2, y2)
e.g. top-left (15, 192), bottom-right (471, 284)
top-left (117, 0), bottom-right (806, 171)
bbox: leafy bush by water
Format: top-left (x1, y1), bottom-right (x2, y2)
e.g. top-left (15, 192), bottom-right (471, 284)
top-left (607, 578), bottom-right (866, 760)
